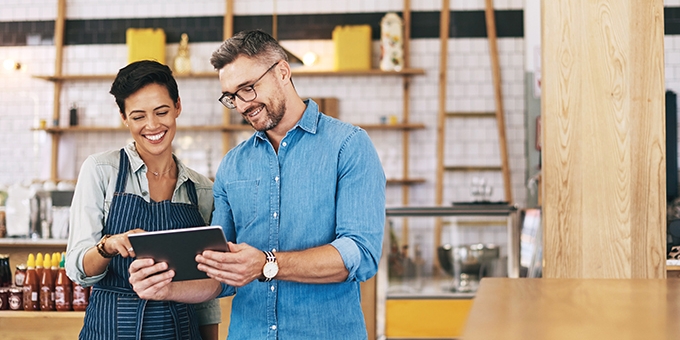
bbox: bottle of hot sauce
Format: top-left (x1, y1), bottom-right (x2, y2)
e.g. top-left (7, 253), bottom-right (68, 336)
top-left (22, 253), bottom-right (39, 311)
top-left (54, 253), bottom-right (72, 312)
top-left (35, 253), bottom-right (44, 280)
top-left (72, 282), bottom-right (89, 312)
top-left (40, 253), bottom-right (55, 311)
top-left (50, 252), bottom-right (60, 283)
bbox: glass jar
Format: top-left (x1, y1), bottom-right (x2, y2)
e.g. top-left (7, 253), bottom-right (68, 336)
top-left (14, 264), bottom-right (26, 287)
top-left (0, 287), bottom-right (8, 310)
top-left (8, 287), bottom-right (22, 310)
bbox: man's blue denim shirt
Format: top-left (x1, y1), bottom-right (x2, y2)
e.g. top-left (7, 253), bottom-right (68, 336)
top-left (213, 99), bottom-right (386, 339)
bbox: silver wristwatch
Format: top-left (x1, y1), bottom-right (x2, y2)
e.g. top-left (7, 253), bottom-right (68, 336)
top-left (262, 250), bottom-right (279, 282)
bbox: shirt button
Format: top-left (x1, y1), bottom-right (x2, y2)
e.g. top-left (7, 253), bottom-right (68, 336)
top-left (270, 285), bottom-right (275, 291)
top-left (271, 325), bottom-right (277, 330)
top-left (273, 212), bottom-right (278, 218)
top-left (141, 191), bottom-right (148, 196)
top-left (281, 142), bottom-right (287, 147)
top-left (275, 176), bottom-right (279, 182)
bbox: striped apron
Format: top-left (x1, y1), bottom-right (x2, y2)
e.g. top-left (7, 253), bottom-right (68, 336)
top-left (79, 149), bottom-right (205, 340)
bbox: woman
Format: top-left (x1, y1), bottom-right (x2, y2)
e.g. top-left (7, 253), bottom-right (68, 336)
top-left (66, 60), bottom-right (220, 339)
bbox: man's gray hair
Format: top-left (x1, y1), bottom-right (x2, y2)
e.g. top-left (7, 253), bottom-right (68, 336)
top-left (210, 30), bottom-right (288, 70)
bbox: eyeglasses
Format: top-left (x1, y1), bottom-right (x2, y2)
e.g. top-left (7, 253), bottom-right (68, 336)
top-left (218, 62), bottom-right (280, 109)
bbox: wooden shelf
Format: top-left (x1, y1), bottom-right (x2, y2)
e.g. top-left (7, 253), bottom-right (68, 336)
top-left (446, 111), bottom-right (496, 118)
top-left (292, 68), bottom-right (425, 76)
top-left (444, 165), bottom-right (502, 172)
top-left (387, 178), bottom-right (426, 185)
top-left (32, 125), bottom-right (254, 133)
top-left (32, 68), bottom-right (426, 82)
top-left (0, 238), bottom-right (68, 247)
top-left (32, 72), bottom-right (218, 81)
top-left (360, 123), bottom-right (425, 130)
top-left (33, 123), bottom-right (425, 133)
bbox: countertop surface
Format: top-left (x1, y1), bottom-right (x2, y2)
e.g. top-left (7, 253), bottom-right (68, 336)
top-left (462, 277), bottom-right (680, 340)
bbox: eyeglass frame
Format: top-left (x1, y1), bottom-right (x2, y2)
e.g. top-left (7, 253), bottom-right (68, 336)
top-left (218, 61), bottom-right (281, 109)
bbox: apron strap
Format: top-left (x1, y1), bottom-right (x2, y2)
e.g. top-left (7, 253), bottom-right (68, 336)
top-left (115, 148), bottom-right (130, 194)
top-left (185, 179), bottom-right (198, 206)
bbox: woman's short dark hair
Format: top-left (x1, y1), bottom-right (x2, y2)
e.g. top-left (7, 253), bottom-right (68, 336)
top-left (109, 60), bottom-right (179, 116)
top-left (210, 30), bottom-right (287, 70)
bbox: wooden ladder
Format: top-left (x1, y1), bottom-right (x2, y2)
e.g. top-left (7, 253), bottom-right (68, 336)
top-left (433, 0), bottom-right (513, 269)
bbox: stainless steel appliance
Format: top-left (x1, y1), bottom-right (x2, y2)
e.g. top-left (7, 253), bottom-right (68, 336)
top-left (29, 190), bottom-right (73, 239)
top-left (438, 243), bottom-right (500, 293)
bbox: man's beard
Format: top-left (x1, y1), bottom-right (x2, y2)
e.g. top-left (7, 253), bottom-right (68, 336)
top-left (244, 96), bottom-right (286, 132)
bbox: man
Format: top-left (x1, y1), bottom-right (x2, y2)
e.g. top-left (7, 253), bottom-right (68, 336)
top-left (129, 30), bottom-right (386, 339)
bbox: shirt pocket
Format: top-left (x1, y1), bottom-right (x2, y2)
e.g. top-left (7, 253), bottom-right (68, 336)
top-left (226, 179), bottom-right (259, 228)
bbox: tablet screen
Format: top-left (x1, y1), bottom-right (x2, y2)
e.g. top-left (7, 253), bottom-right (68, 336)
top-left (128, 225), bottom-right (229, 281)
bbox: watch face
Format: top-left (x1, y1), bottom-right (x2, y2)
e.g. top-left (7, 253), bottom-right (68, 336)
top-left (263, 262), bottom-right (279, 278)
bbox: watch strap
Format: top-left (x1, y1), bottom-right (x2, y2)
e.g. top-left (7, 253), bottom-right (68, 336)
top-left (264, 250), bottom-right (276, 263)
top-left (96, 234), bottom-right (118, 258)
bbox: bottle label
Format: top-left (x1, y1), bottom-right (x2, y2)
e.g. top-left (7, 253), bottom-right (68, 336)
top-left (73, 290), bottom-right (86, 304)
top-left (9, 294), bottom-right (21, 310)
top-left (40, 286), bottom-right (54, 310)
top-left (23, 286), bottom-right (33, 297)
top-left (55, 287), bottom-right (65, 304)
top-left (15, 272), bottom-right (25, 286)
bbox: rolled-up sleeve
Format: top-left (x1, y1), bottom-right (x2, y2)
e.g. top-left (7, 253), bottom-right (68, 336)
top-left (333, 129), bottom-right (386, 282)
top-left (66, 156), bottom-right (108, 286)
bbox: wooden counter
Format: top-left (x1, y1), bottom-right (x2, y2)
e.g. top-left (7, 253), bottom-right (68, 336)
top-left (462, 278), bottom-right (680, 340)
top-left (0, 299), bottom-right (233, 339)
top-left (0, 311), bottom-right (85, 339)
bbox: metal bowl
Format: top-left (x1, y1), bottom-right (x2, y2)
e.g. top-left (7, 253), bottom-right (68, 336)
top-left (437, 243), bottom-right (500, 278)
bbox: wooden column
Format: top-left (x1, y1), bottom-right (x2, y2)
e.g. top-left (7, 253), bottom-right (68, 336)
top-left (541, 0), bottom-right (666, 278)
top-left (221, 0), bottom-right (234, 156)
top-left (50, 0), bottom-right (66, 181)
top-left (432, 0), bottom-right (450, 275)
top-left (484, 0), bottom-right (513, 203)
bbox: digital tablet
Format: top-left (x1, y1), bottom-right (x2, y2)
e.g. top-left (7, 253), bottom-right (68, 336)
top-left (128, 225), bottom-right (229, 281)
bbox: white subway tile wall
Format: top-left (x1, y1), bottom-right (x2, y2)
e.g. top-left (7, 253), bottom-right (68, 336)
top-left (1, 0), bottom-right (671, 266)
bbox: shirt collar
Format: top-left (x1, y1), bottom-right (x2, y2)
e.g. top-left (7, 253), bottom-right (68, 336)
top-left (123, 141), bottom-right (195, 183)
top-left (253, 98), bottom-right (320, 146)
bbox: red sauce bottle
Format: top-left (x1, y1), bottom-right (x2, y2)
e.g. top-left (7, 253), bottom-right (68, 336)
top-left (54, 253), bottom-right (72, 311)
top-left (72, 282), bottom-right (89, 311)
top-left (22, 253), bottom-right (39, 311)
top-left (50, 252), bottom-right (60, 284)
top-left (39, 253), bottom-right (55, 311)
top-left (35, 253), bottom-right (44, 282)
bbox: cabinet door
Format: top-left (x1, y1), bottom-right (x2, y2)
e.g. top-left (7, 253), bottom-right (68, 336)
top-left (385, 299), bottom-right (473, 338)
